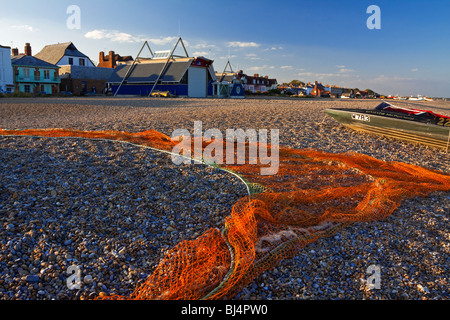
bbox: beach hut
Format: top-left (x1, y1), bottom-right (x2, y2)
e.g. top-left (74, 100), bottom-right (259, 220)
top-left (108, 37), bottom-right (216, 98)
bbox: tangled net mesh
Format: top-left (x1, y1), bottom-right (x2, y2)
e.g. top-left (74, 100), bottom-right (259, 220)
top-left (1, 128), bottom-right (449, 300)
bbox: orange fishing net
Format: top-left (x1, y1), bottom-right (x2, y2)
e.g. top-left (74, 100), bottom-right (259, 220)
top-left (1, 128), bottom-right (449, 300)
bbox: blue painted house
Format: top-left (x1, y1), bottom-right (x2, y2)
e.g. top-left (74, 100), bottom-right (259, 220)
top-left (11, 44), bottom-right (60, 95)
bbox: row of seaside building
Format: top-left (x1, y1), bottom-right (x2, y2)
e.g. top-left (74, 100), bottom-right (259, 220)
top-left (0, 41), bottom-right (359, 98)
top-left (0, 41), bottom-right (281, 98)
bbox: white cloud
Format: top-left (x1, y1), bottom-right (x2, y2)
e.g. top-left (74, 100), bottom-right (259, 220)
top-left (85, 29), bottom-right (177, 45)
top-left (297, 68), bottom-right (358, 80)
top-left (218, 54), bottom-right (237, 60)
top-left (10, 25), bottom-right (38, 32)
top-left (280, 66), bottom-right (292, 69)
top-left (334, 65), bottom-right (356, 73)
top-left (84, 29), bottom-right (106, 40)
top-left (192, 51), bottom-right (209, 56)
top-left (190, 42), bottom-right (217, 49)
top-left (263, 46), bottom-right (283, 51)
top-left (370, 74), bottom-right (416, 83)
top-left (114, 32), bottom-right (142, 43)
top-left (248, 66), bottom-right (266, 71)
top-left (298, 72), bottom-right (336, 78)
top-left (248, 65), bottom-right (275, 72)
top-left (245, 53), bottom-right (262, 61)
top-left (411, 68), bottom-right (419, 72)
top-left (227, 41), bottom-right (260, 48)
top-left (84, 29), bottom-right (146, 43)
top-left (339, 68), bottom-right (355, 73)
top-left (148, 36), bottom-right (178, 46)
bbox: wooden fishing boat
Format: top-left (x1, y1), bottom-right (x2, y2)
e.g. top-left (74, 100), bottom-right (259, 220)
top-left (324, 102), bottom-right (450, 151)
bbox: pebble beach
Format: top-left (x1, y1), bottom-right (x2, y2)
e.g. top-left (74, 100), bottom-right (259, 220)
top-left (0, 96), bottom-right (449, 300)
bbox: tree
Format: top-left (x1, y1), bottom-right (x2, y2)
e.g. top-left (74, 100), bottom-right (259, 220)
top-left (365, 89), bottom-right (379, 96)
top-left (289, 80), bottom-right (305, 87)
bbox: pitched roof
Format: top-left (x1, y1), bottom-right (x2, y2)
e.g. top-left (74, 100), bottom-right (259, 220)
top-left (11, 54), bottom-right (59, 68)
top-left (215, 72), bottom-right (235, 82)
top-left (108, 58), bottom-right (194, 84)
top-left (243, 74), bottom-right (276, 86)
top-left (59, 65), bottom-right (114, 80)
top-left (34, 42), bottom-right (92, 65)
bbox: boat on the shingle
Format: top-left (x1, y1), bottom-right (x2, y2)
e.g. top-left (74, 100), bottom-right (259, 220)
top-left (324, 102), bottom-right (450, 151)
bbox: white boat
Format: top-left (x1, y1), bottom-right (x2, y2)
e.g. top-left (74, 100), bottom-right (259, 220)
top-left (409, 95), bottom-right (424, 101)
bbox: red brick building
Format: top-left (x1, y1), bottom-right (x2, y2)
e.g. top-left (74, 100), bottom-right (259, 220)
top-left (97, 51), bottom-right (133, 68)
top-left (241, 72), bottom-right (277, 93)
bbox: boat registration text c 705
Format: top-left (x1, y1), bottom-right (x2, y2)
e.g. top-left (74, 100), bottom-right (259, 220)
top-left (352, 113), bottom-right (371, 122)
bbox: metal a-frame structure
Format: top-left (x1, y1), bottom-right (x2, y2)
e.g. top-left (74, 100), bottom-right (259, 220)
top-left (148, 36), bottom-right (189, 97)
top-left (217, 59), bottom-right (234, 83)
top-left (214, 58), bottom-right (246, 99)
top-left (113, 37), bottom-right (190, 97)
top-left (114, 41), bottom-right (153, 97)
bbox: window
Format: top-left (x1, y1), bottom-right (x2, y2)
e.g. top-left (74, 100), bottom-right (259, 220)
top-left (79, 58), bottom-right (85, 66)
top-left (153, 51), bottom-right (171, 59)
top-left (23, 68), bottom-right (30, 79)
top-left (24, 85), bottom-right (31, 93)
top-left (44, 70), bottom-right (50, 80)
top-left (68, 57), bottom-right (73, 65)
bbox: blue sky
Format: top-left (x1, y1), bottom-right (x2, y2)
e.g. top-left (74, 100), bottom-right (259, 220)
top-left (1, 0), bottom-right (449, 97)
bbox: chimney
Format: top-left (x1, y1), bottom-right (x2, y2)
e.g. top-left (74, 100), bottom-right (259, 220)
top-left (109, 50), bottom-right (116, 68)
top-left (99, 51), bottom-right (105, 64)
top-left (254, 74), bottom-right (259, 78)
top-left (12, 48), bottom-right (19, 57)
top-left (24, 43), bottom-right (32, 56)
